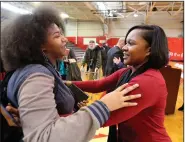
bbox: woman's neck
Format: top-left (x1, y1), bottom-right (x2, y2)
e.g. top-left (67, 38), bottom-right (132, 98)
top-left (45, 53), bottom-right (57, 67)
top-left (130, 61), bottom-right (147, 74)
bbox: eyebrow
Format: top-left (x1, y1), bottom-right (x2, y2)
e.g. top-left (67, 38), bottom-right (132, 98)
top-left (126, 38), bottom-right (135, 42)
top-left (52, 31), bottom-right (60, 35)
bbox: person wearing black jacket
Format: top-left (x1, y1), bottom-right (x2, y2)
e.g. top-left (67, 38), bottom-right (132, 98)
top-left (81, 40), bottom-right (102, 80)
top-left (105, 38), bottom-right (126, 76)
top-left (100, 43), bottom-right (110, 76)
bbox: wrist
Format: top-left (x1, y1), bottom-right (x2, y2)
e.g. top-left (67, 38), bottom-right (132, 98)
top-left (97, 100), bottom-right (110, 112)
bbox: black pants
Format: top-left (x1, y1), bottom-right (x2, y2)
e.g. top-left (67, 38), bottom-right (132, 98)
top-left (86, 66), bottom-right (89, 72)
top-left (107, 125), bottom-right (117, 142)
top-left (102, 60), bottom-right (106, 76)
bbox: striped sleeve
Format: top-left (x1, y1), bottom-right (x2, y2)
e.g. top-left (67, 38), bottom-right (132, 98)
top-left (85, 100), bottom-right (110, 126)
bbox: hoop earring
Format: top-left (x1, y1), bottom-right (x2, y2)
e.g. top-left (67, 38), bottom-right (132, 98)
top-left (41, 50), bottom-right (49, 62)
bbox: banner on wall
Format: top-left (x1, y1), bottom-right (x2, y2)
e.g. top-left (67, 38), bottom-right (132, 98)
top-left (168, 38), bottom-right (183, 61)
top-left (169, 52), bottom-right (183, 61)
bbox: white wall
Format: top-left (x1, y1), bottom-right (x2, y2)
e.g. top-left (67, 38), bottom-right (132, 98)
top-left (65, 20), bottom-right (77, 36)
top-left (2, 10), bottom-right (183, 38)
top-left (107, 11), bottom-right (183, 38)
top-left (65, 20), bottom-right (104, 37)
top-left (107, 13), bottom-right (145, 38)
top-left (147, 12), bottom-right (183, 37)
top-left (65, 11), bottom-right (183, 38)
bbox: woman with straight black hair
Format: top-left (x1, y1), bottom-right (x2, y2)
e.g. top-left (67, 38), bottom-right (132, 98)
top-left (71, 25), bottom-right (172, 142)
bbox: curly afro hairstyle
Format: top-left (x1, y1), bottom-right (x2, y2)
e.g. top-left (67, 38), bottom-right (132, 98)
top-left (1, 5), bottom-right (65, 71)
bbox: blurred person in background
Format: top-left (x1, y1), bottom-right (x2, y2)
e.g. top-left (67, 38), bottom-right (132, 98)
top-left (105, 38), bottom-right (126, 77)
top-left (100, 42), bottom-right (110, 76)
top-left (81, 40), bottom-right (101, 80)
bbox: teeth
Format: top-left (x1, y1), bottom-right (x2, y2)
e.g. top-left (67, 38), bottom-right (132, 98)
top-left (123, 55), bottom-right (128, 58)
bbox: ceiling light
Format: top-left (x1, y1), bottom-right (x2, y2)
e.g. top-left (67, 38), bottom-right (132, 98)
top-left (60, 13), bottom-right (69, 19)
top-left (134, 13), bottom-right (138, 17)
top-left (32, 2), bottom-right (41, 6)
top-left (1, 2), bottom-right (31, 15)
top-left (96, 2), bottom-right (106, 11)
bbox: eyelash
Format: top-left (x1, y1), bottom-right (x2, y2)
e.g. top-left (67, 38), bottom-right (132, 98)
top-left (126, 41), bottom-right (132, 45)
top-left (55, 33), bottom-right (64, 38)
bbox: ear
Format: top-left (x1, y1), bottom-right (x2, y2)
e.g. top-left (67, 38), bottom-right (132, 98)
top-left (145, 47), bottom-right (151, 56)
top-left (41, 44), bottom-right (47, 53)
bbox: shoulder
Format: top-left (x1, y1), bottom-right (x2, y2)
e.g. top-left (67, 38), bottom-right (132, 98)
top-left (130, 69), bottom-right (166, 92)
top-left (7, 64), bottom-right (55, 107)
top-left (17, 64), bottom-right (53, 77)
top-left (85, 49), bottom-right (91, 53)
top-left (8, 64), bottom-right (54, 91)
top-left (19, 72), bottom-right (55, 92)
top-left (108, 47), bottom-right (114, 52)
top-left (107, 47), bottom-right (117, 56)
top-left (134, 69), bottom-right (165, 82)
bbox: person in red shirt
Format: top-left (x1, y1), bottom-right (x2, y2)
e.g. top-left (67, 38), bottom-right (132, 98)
top-left (72, 25), bottom-right (171, 142)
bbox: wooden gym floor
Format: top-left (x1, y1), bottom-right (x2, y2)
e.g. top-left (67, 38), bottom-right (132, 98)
top-left (80, 61), bottom-right (183, 142)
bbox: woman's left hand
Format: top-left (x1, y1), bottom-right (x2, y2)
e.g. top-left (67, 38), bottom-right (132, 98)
top-left (113, 57), bottom-right (121, 65)
top-left (63, 81), bottom-right (72, 86)
top-left (77, 100), bottom-right (89, 108)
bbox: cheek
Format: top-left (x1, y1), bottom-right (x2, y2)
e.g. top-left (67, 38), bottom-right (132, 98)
top-left (49, 39), bottom-right (64, 55)
top-left (127, 47), bottom-right (147, 63)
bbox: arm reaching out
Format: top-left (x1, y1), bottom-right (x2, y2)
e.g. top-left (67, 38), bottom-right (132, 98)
top-left (67, 68), bottom-right (128, 93)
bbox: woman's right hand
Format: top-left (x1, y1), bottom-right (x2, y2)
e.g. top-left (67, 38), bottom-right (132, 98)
top-left (100, 83), bottom-right (141, 111)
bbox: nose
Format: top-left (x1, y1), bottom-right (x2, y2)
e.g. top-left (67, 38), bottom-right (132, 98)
top-left (61, 36), bottom-right (68, 43)
top-left (122, 44), bottom-right (128, 52)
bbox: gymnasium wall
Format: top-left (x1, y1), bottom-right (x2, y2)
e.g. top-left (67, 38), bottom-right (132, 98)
top-left (65, 12), bottom-right (183, 61)
top-left (1, 10), bottom-right (183, 61)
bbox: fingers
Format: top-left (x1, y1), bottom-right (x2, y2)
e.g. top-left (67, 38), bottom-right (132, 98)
top-left (6, 104), bottom-right (19, 115)
top-left (83, 100), bottom-right (89, 103)
top-left (77, 103), bottom-right (82, 108)
top-left (113, 57), bottom-right (118, 62)
top-left (77, 103), bottom-right (85, 108)
top-left (122, 102), bottom-right (138, 107)
top-left (115, 83), bottom-right (128, 92)
top-left (121, 84), bottom-right (139, 95)
top-left (123, 94), bottom-right (141, 101)
top-left (77, 100), bottom-right (88, 108)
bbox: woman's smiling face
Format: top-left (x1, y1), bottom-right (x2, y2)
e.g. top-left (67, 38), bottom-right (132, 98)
top-left (122, 29), bottom-right (150, 67)
top-left (42, 23), bottom-right (68, 59)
